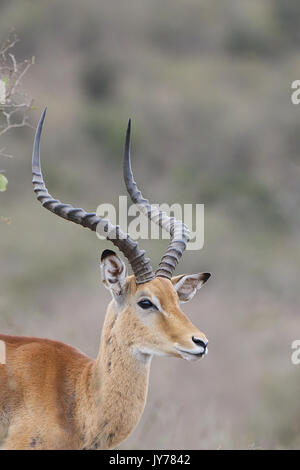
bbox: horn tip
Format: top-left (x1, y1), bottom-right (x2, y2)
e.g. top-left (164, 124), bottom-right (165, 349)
top-left (126, 118), bottom-right (131, 136)
top-left (124, 118), bottom-right (132, 158)
top-left (39, 107), bottom-right (47, 123)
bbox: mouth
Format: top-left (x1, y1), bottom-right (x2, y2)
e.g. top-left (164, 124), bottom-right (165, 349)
top-left (175, 346), bottom-right (208, 362)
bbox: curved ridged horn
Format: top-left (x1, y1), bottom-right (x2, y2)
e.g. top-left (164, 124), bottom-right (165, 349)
top-left (32, 109), bottom-right (154, 285)
top-left (123, 119), bottom-right (190, 280)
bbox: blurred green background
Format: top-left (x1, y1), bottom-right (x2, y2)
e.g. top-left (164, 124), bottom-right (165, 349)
top-left (1, 0), bottom-right (300, 449)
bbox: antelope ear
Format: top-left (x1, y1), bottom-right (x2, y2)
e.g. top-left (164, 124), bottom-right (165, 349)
top-left (171, 273), bottom-right (211, 303)
top-left (100, 250), bottom-right (127, 297)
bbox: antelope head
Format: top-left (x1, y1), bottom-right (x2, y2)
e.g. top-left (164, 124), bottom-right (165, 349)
top-left (32, 111), bottom-right (211, 362)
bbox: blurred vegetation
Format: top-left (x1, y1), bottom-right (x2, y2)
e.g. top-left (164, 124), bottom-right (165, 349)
top-left (0, 174), bottom-right (8, 191)
top-left (0, 0), bottom-right (300, 449)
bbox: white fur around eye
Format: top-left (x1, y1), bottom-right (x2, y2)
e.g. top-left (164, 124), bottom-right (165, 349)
top-left (150, 295), bottom-right (169, 317)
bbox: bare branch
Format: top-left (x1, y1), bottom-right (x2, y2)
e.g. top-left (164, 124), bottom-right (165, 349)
top-left (0, 32), bottom-right (34, 142)
top-left (8, 52), bottom-right (17, 73)
top-left (0, 33), bottom-right (19, 60)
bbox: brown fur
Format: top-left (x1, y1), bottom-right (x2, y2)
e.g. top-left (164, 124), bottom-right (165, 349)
top-left (0, 276), bottom-right (208, 450)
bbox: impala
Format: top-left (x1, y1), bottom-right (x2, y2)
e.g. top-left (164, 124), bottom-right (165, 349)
top-left (0, 110), bottom-right (211, 450)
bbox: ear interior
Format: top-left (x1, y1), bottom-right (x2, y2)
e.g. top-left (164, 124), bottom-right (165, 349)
top-left (172, 272), bottom-right (211, 303)
top-left (100, 250), bottom-right (127, 296)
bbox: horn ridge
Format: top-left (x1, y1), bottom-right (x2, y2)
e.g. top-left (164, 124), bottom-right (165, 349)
top-left (32, 110), bottom-right (154, 285)
top-left (123, 119), bottom-right (190, 279)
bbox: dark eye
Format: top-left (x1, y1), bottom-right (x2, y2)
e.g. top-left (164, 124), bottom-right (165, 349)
top-left (138, 299), bottom-right (157, 310)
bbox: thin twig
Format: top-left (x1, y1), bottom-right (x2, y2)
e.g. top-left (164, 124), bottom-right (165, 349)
top-left (0, 34), bottom-right (19, 60)
top-left (8, 53), bottom-right (17, 73)
top-left (10, 58), bottom-right (34, 96)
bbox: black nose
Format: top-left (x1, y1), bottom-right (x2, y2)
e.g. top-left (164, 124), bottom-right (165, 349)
top-left (192, 337), bottom-right (207, 349)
